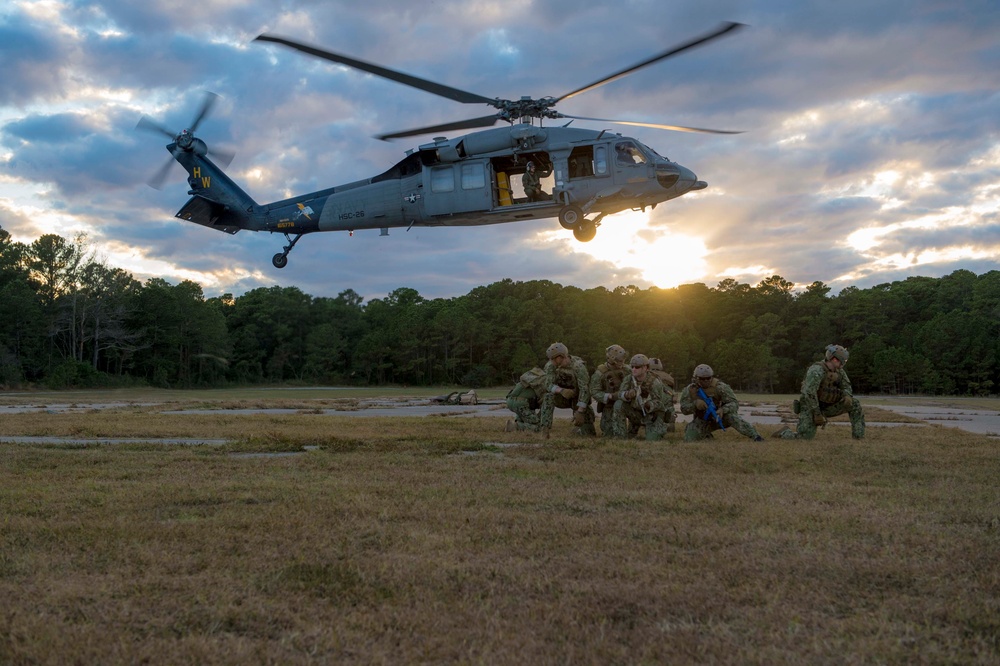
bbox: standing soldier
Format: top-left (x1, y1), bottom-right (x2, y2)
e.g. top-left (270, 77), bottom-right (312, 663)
top-left (774, 344), bottom-right (866, 440)
top-left (611, 354), bottom-right (668, 440)
top-left (679, 364), bottom-right (764, 442)
top-left (540, 342), bottom-right (596, 436)
top-left (649, 357), bottom-right (677, 432)
top-left (505, 366), bottom-right (547, 432)
top-left (590, 344), bottom-right (629, 437)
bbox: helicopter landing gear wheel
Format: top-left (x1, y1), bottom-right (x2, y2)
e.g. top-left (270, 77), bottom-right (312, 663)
top-left (573, 220), bottom-right (597, 243)
top-left (558, 204), bottom-right (583, 230)
top-left (272, 232), bottom-right (303, 269)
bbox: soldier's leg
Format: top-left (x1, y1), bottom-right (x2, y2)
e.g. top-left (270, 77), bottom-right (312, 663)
top-left (598, 406), bottom-right (614, 437)
top-left (610, 400), bottom-right (629, 438)
top-left (849, 399), bottom-right (865, 439)
top-left (795, 407), bottom-right (819, 439)
top-left (684, 418), bottom-right (711, 442)
top-left (540, 393), bottom-right (555, 430)
top-left (580, 404), bottom-right (597, 436)
top-left (645, 416), bottom-right (667, 441)
top-left (724, 413), bottom-right (763, 440)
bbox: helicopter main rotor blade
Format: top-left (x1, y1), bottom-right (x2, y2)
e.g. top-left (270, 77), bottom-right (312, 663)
top-left (557, 21), bottom-right (745, 103)
top-left (255, 34), bottom-right (496, 106)
top-left (136, 115), bottom-right (176, 139)
top-left (376, 114), bottom-right (501, 141)
top-left (558, 114), bottom-right (743, 134)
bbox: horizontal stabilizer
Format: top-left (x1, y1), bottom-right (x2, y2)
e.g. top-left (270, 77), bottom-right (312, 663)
top-left (175, 196), bottom-right (243, 235)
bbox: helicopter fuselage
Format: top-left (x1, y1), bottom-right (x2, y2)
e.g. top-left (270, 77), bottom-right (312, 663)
top-left (172, 124), bottom-right (705, 265)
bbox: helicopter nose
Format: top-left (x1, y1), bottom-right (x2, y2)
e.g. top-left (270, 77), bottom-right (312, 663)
top-left (676, 165), bottom-right (699, 192)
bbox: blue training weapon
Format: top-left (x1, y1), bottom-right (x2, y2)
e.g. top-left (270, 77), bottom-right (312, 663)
top-left (697, 387), bottom-right (725, 430)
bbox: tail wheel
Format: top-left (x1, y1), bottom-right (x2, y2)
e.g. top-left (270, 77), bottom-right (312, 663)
top-left (573, 221), bottom-right (597, 242)
top-left (558, 204), bottom-right (583, 230)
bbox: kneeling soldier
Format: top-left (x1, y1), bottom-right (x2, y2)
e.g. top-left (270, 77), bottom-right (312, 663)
top-left (680, 364), bottom-right (764, 442)
top-left (590, 344), bottom-right (629, 437)
top-left (611, 354), bottom-right (668, 440)
top-left (774, 344), bottom-right (865, 440)
top-left (540, 342), bottom-right (596, 436)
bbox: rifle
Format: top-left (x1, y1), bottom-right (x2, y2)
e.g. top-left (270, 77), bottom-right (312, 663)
top-left (697, 387), bottom-right (725, 430)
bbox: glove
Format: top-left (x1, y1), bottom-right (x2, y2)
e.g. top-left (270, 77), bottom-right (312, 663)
top-left (695, 399), bottom-right (708, 411)
top-left (572, 411), bottom-right (585, 426)
top-left (606, 392), bottom-right (618, 403)
top-left (622, 389), bottom-right (637, 401)
top-left (813, 412), bottom-right (828, 426)
top-left (560, 387), bottom-right (576, 400)
top-left (642, 401), bottom-right (653, 413)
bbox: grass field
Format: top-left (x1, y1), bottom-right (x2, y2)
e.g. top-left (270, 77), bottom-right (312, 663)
top-left (2, 392), bottom-right (999, 664)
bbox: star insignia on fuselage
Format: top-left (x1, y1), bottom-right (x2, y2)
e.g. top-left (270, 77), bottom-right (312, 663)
top-left (404, 193), bottom-right (422, 204)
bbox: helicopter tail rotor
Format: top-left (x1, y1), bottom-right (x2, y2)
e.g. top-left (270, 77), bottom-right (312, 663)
top-left (136, 91), bottom-right (236, 189)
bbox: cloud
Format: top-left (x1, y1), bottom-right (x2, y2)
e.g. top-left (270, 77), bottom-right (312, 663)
top-left (1, 0), bottom-right (999, 302)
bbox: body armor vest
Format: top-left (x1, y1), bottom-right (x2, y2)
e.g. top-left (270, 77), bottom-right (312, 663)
top-left (554, 356), bottom-right (585, 388)
top-left (598, 363), bottom-right (626, 393)
top-left (689, 378), bottom-right (720, 408)
top-left (816, 363), bottom-right (844, 404)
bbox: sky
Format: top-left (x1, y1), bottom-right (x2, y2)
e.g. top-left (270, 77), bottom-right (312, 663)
top-left (1, 0), bottom-right (999, 303)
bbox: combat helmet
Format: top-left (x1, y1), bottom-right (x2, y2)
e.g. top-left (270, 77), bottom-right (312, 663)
top-left (693, 364), bottom-right (714, 379)
top-left (546, 342), bottom-right (569, 360)
top-left (606, 344), bottom-right (627, 364)
top-left (824, 344), bottom-right (849, 363)
top-left (629, 354), bottom-right (649, 367)
top-left (649, 358), bottom-right (664, 371)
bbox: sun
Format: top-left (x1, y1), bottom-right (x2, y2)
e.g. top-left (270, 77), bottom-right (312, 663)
top-left (561, 210), bottom-right (709, 288)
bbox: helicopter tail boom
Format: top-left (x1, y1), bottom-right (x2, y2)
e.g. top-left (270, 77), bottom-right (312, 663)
top-left (171, 149), bottom-right (261, 233)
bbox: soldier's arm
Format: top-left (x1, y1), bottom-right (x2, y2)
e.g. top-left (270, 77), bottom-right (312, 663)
top-left (799, 365), bottom-right (823, 411)
top-left (718, 382), bottom-right (740, 417)
top-left (841, 369), bottom-right (854, 398)
top-left (590, 370), bottom-right (615, 404)
top-left (679, 385), bottom-right (695, 415)
top-left (544, 361), bottom-right (558, 392)
top-left (647, 380), bottom-right (666, 413)
top-left (573, 362), bottom-right (591, 408)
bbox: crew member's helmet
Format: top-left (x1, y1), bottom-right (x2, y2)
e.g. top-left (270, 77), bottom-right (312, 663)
top-left (825, 344), bottom-right (849, 363)
top-left (693, 364), bottom-right (714, 379)
top-left (546, 342), bottom-right (568, 360)
top-left (630, 354), bottom-right (649, 368)
top-left (649, 358), bottom-right (664, 371)
top-left (606, 344), bottom-right (627, 363)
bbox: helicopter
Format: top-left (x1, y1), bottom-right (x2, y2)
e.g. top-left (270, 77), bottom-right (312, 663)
top-left (137, 22), bottom-right (744, 269)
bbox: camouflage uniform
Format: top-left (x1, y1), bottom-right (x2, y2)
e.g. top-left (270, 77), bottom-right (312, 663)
top-left (521, 162), bottom-right (552, 202)
top-left (776, 358), bottom-right (866, 440)
top-left (611, 371), bottom-right (669, 440)
top-left (540, 353), bottom-right (596, 435)
top-left (679, 377), bottom-right (763, 442)
top-left (505, 367), bottom-right (546, 431)
top-left (590, 346), bottom-right (628, 437)
top-left (649, 359), bottom-right (677, 432)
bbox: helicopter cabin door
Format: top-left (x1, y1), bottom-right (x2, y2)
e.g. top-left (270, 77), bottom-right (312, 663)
top-left (422, 161), bottom-right (492, 216)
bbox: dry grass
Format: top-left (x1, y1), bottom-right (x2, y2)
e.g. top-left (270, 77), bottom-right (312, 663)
top-left (2, 400), bottom-right (999, 664)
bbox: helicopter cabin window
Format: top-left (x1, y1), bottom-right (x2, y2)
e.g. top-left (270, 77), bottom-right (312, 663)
top-left (430, 166), bottom-right (455, 193)
top-left (615, 141), bottom-right (646, 167)
top-left (594, 146), bottom-right (608, 175)
top-left (461, 164), bottom-right (485, 190)
top-left (568, 147), bottom-right (595, 179)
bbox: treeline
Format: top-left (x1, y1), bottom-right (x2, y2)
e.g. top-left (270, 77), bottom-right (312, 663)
top-left (1, 226), bottom-right (998, 394)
